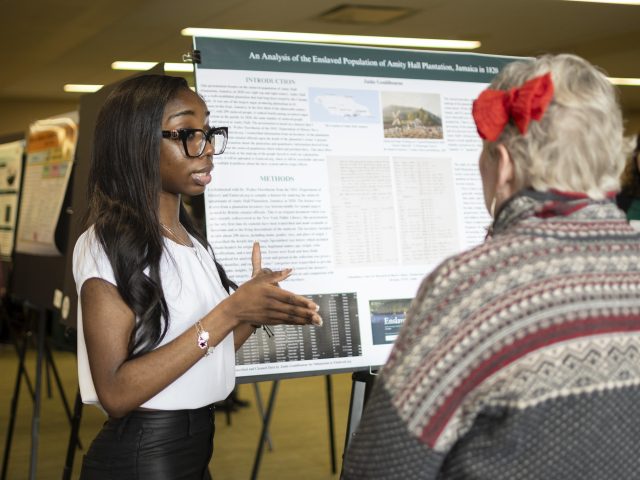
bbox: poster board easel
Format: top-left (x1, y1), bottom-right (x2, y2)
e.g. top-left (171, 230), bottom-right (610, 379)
top-left (2, 111), bottom-right (78, 480)
top-left (190, 36), bottom-right (522, 477)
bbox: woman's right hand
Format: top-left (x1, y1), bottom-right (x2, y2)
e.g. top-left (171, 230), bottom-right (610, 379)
top-left (219, 242), bottom-right (322, 328)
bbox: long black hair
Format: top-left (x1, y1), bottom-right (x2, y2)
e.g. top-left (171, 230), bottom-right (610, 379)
top-left (86, 74), bottom-right (235, 358)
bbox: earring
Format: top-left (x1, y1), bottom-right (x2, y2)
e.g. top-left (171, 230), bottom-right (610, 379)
top-left (490, 196), bottom-right (497, 218)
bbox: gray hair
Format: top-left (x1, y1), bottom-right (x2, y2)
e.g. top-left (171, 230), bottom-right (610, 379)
top-left (487, 54), bottom-right (625, 199)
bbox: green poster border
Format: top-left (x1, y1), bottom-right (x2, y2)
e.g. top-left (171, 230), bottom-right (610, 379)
top-left (194, 37), bottom-right (522, 83)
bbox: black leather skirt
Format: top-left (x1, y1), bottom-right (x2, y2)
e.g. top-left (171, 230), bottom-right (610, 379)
top-left (80, 405), bottom-right (215, 480)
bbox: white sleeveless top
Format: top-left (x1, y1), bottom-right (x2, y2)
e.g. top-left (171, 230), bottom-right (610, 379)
top-left (72, 226), bottom-right (235, 410)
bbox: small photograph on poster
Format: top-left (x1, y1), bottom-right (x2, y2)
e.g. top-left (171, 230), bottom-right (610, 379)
top-left (0, 196), bottom-right (17, 227)
top-left (382, 92), bottom-right (443, 139)
top-left (0, 158), bottom-right (20, 190)
top-left (236, 292), bottom-right (362, 366)
top-left (370, 298), bottom-right (412, 345)
top-left (308, 87), bottom-right (380, 124)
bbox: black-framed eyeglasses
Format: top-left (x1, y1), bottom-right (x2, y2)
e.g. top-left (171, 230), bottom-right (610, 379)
top-left (161, 127), bottom-right (228, 157)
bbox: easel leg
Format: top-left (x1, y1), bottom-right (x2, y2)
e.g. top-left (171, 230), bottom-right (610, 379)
top-left (28, 309), bottom-right (45, 480)
top-left (341, 370), bottom-right (376, 478)
top-left (344, 378), bottom-right (366, 452)
top-left (325, 375), bottom-right (337, 474)
top-left (62, 389), bottom-right (84, 480)
top-left (1, 323), bottom-right (29, 480)
top-left (2, 305), bottom-right (85, 480)
top-left (2, 302), bottom-right (35, 399)
top-left (45, 346), bottom-right (53, 398)
top-left (15, 342), bottom-right (35, 400)
top-left (251, 380), bottom-right (279, 480)
top-left (44, 342), bottom-right (81, 448)
top-left (252, 383), bottom-right (273, 451)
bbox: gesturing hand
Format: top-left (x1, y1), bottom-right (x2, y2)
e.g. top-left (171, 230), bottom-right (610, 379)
top-left (251, 241), bottom-right (278, 284)
top-left (221, 242), bottom-right (322, 328)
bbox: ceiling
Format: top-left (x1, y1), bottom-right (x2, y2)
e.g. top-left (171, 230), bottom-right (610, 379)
top-left (1, 0), bottom-right (639, 115)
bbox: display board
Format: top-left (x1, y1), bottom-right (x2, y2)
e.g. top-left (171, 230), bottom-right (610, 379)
top-left (10, 114), bottom-right (77, 309)
top-left (15, 113), bottom-right (78, 256)
top-left (193, 37), bottom-right (519, 380)
top-left (0, 137), bottom-right (24, 260)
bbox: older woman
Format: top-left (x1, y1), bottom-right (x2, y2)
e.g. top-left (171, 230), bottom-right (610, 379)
top-left (342, 54), bottom-right (640, 479)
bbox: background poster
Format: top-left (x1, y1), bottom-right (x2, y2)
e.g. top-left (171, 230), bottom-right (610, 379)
top-left (0, 139), bottom-right (24, 259)
top-left (194, 37), bottom-right (518, 380)
top-left (15, 113), bottom-right (78, 256)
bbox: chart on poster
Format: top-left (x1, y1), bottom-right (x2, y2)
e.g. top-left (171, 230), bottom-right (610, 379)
top-left (193, 36), bottom-right (519, 380)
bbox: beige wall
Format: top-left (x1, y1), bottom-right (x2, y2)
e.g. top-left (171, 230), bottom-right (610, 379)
top-left (0, 98), bottom-right (80, 138)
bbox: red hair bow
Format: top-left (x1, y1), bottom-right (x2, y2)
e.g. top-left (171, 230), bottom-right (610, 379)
top-left (472, 72), bottom-right (554, 141)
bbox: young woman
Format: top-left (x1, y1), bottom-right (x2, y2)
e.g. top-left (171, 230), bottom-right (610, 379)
top-left (73, 74), bottom-right (321, 479)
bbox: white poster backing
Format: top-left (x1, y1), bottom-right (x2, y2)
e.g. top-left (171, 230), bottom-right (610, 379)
top-left (193, 37), bottom-right (519, 380)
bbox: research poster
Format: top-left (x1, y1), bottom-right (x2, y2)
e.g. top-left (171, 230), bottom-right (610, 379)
top-left (0, 139), bottom-right (24, 259)
top-left (194, 37), bottom-right (518, 380)
top-left (15, 113), bottom-right (78, 256)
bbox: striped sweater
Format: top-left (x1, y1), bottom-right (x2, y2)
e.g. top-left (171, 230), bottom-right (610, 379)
top-left (343, 190), bottom-right (640, 479)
